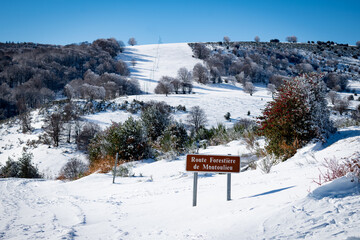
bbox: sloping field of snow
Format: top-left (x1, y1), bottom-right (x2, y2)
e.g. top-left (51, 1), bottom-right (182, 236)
top-left (1, 43), bottom-right (360, 239)
top-left (118, 43), bottom-right (203, 93)
top-left (0, 127), bottom-right (359, 239)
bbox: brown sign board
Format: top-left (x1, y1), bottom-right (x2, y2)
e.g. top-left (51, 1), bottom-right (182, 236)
top-left (186, 154), bottom-right (240, 173)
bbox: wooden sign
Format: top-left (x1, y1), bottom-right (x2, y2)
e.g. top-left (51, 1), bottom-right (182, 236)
top-left (186, 154), bottom-right (240, 173)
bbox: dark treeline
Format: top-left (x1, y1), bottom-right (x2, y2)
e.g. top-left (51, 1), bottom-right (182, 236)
top-left (0, 38), bottom-right (134, 120)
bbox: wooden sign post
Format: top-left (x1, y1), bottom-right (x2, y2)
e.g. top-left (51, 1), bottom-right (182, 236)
top-left (186, 154), bottom-right (240, 206)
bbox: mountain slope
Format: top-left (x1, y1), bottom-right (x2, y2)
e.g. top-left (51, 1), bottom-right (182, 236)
top-left (0, 43), bottom-right (360, 239)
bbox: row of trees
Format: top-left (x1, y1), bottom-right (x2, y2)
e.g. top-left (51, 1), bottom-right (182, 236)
top-left (88, 101), bottom-right (207, 164)
top-left (223, 35), bottom-right (297, 43)
top-left (64, 70), bottom-right (140, 100)
top-left (155, 67), bottom-right (193, 95)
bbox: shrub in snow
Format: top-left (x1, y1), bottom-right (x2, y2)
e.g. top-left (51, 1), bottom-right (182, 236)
top-left (18, 151), bottom-right (42, 178)
top-left (141, 101), bottom-right (172, 142)
top-left (59, 158), bottom-right (88, 180)
top-left (323, 72), bottom-right (348, 91)
top-left (224, 112), bottom-right (231, 121)
top-left (192, 43), bottom-right (210, 60)
top-left (333, 97), bottom-right (349, 115)
top-left (114, 164), bottom-right (133, 177)
top-left (258, 153), bottom-right (277, 174)
top-left (233, 118), bottom-right (257, 134)
top-left (76, 122), bottom-right (100, 151)
top-left (0, 151), bottom-right (41, 178)
top-left (351, 104), bottom-right (360, 121)
top-left (88, 117), bottom-right (150, 163)
top-left (258, 73), bottom-right (335, 160)
top-left (158, 122), bottom-right (189, 154)
top-left (207, 124), bottom-right (231, 146)
top-left (315, 153), bottom-right (360, 185)
top-left (0, 158), bottom-right (20, 178)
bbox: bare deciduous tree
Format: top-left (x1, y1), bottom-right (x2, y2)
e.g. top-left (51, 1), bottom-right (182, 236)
top-left (244, 82), bottom-right (256, 96)
top-left (192, 43), bottom-right (210, 60)
top-left (76, 123), bottom-right (100, 151)
top-left (254, 36), bottom-right (260, 43)
top-left (334, 97), bottom-right (349, 115)
top-left (187, 106), bottom-right (208, 133)
top-left (356, 41), bottom-right (360, 48)
top-left (43, 112), bottom-right (63, 147)
top-left (286, 36), bottom-right (298, 43)
top-left (223, 36), bottom-right (231, 45)
top-left (177, 67), bottom-right (192, 83)
top-left (128, 37), bottom-right (137, 46)
top-left (63, 103), bottom-right (79, 143)
top-left (327, 90), bottom-right (339, 105)
top-left (19, 112), bottom-right (32, 133)
top-left (170, 78), bottom-right (181, 94)
top-left (267, 83), bottom-right (276, 99)
top-left (193, 63), bottom-right (209, 84)
top-left (154, 77), bottom-right (174, 96)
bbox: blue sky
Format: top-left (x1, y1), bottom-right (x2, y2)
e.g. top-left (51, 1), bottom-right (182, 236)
top-left (1, 0), bottom-right (359, 45)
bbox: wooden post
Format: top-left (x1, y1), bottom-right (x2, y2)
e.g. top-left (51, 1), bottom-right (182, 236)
top-left (112, 153), bottom-right (118, 184)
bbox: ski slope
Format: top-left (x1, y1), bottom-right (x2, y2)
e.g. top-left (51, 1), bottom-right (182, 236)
top-left (0, 43), bottom-right (360, 239)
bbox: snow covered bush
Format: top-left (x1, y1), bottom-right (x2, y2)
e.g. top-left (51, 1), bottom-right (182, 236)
top-left (0, 151), bottom-right (41, 178)
top-left (333, 97), bottom-right (349, 115)
top-left (258, 153), bottom-right (277, 174)
top-left (88, 116), bottom-right (151, 164)
top-left (0, 158), bottom-right (19, 178)
top-left (158, 122), bottom-right (189, 154)
top-left (258, 73), bottom-right (335, 160)
top-left (114, 164), bottom-right (133, 177)
top-left (192, 43), bottom-right (210, 60)
top-left (76, 122), bottom-right (100, 151)
top-left (141, 101), bottom-right (172, 142)
top-left (59, 158), bottom-right (88, 180)
top-left (315, 153), bottom-right (360, 185)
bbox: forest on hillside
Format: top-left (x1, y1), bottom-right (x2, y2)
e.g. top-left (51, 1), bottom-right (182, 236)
top-left (188, 41), bottom-right (360, 89)
top-left (0, 38), bottom-right (138, 120)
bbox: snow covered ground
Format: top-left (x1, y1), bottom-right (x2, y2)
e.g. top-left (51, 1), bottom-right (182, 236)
top-left (0, 43), bottom-right (360, 239)
top-left (0, 127), bottom-right (359, 239)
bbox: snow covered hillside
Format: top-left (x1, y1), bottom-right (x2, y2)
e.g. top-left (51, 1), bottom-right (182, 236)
top-left (1, 127), bottom-right (359, 239)
top-left (0, 43), bottom-right (360, 239)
